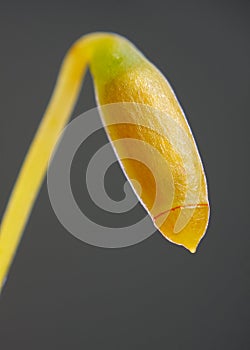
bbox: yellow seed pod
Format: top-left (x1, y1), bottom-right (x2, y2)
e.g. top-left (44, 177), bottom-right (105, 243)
top-left (88, 35), bottom-right (209, 253)
top-left (0, 32), bottom-right (209, 292)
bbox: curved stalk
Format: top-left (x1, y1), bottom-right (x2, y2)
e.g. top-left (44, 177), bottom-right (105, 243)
top-left (0, 33), bottom-right (112, 292)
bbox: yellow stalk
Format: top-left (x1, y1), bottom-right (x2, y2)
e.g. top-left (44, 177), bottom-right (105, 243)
top-left (0, 33), bottom-right (109, 292)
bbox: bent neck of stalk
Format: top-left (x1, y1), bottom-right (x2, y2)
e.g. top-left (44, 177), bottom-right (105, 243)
top-left (72, 32), bottom-right (145, 84)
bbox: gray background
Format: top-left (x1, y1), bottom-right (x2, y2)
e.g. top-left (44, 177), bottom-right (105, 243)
top-left (0, 0), bottom-right (249, 349)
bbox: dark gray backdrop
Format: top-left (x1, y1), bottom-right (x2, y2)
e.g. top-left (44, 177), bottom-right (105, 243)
top-left (0, 1), bottom-right (249, 349)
